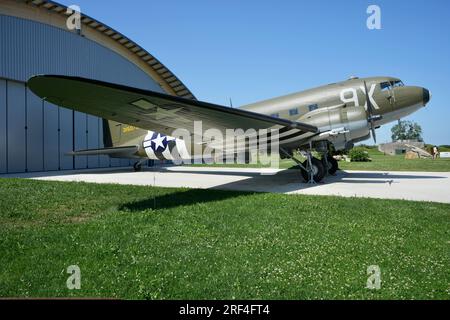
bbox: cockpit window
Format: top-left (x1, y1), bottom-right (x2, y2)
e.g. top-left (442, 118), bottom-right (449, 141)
top-left (380, 82), bottom-right (392, 91)
top-left (391, 80), bottom-right (405, 87)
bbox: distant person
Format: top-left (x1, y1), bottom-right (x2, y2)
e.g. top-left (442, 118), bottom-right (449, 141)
top-left (433, 146), bottom-right (439, 160)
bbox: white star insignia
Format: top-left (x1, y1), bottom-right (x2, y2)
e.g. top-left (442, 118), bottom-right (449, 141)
top-left (152, 134), bottom-right (166, 151)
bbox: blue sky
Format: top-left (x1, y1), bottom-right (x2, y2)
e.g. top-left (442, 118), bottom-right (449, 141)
top-left (59, 0), bottom-right (450, 145)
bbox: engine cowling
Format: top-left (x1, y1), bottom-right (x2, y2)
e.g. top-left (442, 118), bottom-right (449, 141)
top-left (306, 106), bottom-right (370, 151)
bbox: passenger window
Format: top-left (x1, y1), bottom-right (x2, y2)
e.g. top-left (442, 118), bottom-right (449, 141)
top-left (289, 108), bottom-right (299, 116)
top-left (270, 113), bottom-right (279, 118)
top-left (308, 104), bottom-right (318, 112)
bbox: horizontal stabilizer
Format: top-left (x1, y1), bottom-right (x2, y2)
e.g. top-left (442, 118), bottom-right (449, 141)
top-left (67, 146), bottom-right (138, 156)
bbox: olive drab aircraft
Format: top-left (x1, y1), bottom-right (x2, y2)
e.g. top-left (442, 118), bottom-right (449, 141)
top-left (27, 75), bottom-right (431, 183)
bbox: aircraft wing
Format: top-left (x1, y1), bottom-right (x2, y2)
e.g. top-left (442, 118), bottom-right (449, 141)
top-left (27, 75), bottom-right (318, 142)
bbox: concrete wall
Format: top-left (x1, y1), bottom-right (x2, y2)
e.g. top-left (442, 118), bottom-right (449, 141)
top-left (0, 14), bottom-right (164, 174)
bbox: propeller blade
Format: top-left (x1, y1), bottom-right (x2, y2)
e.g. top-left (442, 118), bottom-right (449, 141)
top-left (364, 81), bottom-right (378, 144)
top-left (363, 80), bottom-right (374, 116)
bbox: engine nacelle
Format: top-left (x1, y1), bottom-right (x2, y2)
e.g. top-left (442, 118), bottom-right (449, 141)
top-left (306, 106), bottom-right (370, 151)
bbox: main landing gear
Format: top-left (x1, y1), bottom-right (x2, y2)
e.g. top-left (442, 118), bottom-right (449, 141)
top-left (322, 154), bottom-right (338, 175)
top-left (280, 146), bottom-right (339, 184)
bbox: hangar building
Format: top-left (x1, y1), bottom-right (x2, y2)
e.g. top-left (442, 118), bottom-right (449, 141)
top-left (0, 0), bottom-right (195, 174)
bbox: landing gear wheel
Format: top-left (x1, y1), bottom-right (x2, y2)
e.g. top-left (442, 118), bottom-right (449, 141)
top-left (301, 157), bottom-right (325, 183)
top-left (323, 155), bottom-right (338, 175)
top-left (133, 162), bottom-right (142, 172)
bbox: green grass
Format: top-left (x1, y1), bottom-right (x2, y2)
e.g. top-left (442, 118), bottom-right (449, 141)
top-left (190, 149), bottom-right (450, 172)
top-left (1, 179), bottom-right (449, 299)
top-left (338, 149), bottom-right (450, 172)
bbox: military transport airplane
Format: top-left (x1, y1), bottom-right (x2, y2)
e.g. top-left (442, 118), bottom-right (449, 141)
top-left (27, 75), bottom-right (430, 183)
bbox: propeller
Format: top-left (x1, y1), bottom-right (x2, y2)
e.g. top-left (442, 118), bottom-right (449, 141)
top-left (363, 80), bottom-right (378, 144)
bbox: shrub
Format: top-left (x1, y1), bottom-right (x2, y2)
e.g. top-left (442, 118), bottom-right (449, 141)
top-left (349, 147), bottom-right (371, 162)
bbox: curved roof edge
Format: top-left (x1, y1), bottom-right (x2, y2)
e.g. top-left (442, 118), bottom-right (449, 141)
top-left (21, 0), bottom-right (196, 100)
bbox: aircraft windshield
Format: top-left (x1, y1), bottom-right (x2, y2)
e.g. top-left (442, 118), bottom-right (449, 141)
top-left (380, 82), bottom-right (392, 91)
top-left (391, 80), bottom-right (405, 87)
top-left (380, 80), bottom-right (404, 91)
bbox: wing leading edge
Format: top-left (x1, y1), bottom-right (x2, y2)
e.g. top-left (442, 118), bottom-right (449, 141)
top-left (27, 75), bottom-right (318, 141)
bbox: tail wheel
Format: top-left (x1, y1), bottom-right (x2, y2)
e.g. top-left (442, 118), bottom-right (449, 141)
top-left (301, 157), bottom-right (325, 183)
top-left (133, 162), bottom-right (142, 172)
top-left (323, 155), bottom-right (339, 175)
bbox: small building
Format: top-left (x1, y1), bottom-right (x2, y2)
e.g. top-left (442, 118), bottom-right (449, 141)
top-left (378, 140), bottom-right (425, 156)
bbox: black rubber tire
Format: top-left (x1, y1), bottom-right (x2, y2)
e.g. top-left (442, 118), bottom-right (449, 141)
top-left (323, 155), bottom-right (339, 175)
top-left (133, 162), bottom-right (142, 172)
top-left (301, 157), bottom-right (325, 183)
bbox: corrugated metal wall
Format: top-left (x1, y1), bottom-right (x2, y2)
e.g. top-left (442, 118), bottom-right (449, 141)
top-left (0, 14), bottom-right (165, 174)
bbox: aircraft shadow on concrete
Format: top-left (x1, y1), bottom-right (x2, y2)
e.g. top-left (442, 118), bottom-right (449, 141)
top-left (119, 168), bottom-right (446, 211)
top-left (161, 168), bottom-right (444, 179)
top-left (159, 167), bottom-right (445, 185)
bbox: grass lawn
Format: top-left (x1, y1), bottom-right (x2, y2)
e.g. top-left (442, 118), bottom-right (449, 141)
top-left (190, 149), bottom-right (450, 172)
top-left (338, 149), bottom-right (450, 172)
top-left (0, 179), bottom-right (449, 299)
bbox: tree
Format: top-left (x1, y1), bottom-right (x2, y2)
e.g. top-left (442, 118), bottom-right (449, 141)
top-left (391, 120), bottom-right (423, 142)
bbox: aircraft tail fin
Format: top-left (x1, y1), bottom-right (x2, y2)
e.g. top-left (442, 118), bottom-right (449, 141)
top-left (102, 119), bottom-right (147, 148)
top-left (102, 119), bottom-right (114, 148)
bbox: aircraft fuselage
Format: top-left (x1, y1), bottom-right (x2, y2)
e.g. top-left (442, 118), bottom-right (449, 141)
top-left (241, 76), bottom-right (430, 150)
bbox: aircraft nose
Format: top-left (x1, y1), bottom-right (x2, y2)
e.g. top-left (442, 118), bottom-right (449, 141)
top-left (423, 88), bottom-right (431, 105)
